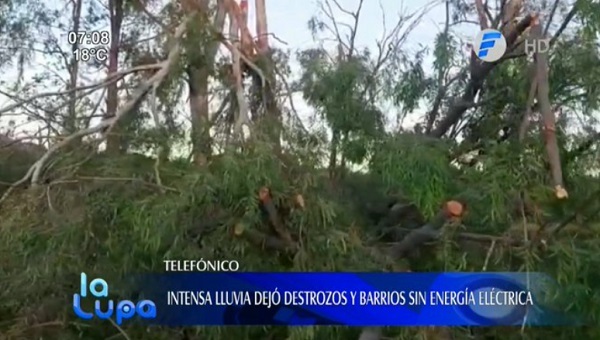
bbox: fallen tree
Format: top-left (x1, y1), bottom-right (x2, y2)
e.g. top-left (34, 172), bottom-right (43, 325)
top-left (1, 0), bottom-right (599, 339)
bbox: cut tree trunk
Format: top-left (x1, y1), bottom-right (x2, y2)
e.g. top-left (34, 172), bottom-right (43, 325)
top-left (530, 16), bottom-right (567, 199)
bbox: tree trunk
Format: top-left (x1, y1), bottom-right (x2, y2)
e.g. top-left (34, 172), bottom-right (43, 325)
top-left (254, 0), bottom-right (281, 151)
top-left (189, 67), bottom-right (211, 166)
top-left (328, 130), bottom-right (339, 179)
top-left (105, 0), bottom-right (124, 154)
top-left (188, 0), bottom-right (226, 166)
top-left (64, 0), bottom-right (83, 135)
top-left (255, 0), bottom-right (269, 54)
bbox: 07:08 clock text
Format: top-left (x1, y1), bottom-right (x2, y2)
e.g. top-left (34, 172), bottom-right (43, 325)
top-left (67, 31), bottom-right (111, 45)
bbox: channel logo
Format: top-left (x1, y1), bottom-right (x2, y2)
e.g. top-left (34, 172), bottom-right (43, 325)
top-left (73, 272), bottom-right (156, 325)
top-left (472, 29), bottom-right (506, 62)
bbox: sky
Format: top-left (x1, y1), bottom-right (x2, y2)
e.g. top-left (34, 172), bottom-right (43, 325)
top-left (262, 0), bottom-right (466, 130)
top-left (266, 0), bottom-right (448, 55)
top-left (0, 0), bottom-right (470, 138)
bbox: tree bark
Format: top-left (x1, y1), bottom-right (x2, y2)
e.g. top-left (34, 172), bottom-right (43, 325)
top-left (530, 16), bottom-right (567, 199)
top-left (65, 0), bottom-right (83, 135)
top-left (253, 0), bottom-right (281, 151)
top-left (188, 67), bottom-right (211, 166)
top-left (255, 0), bottom-right (269, 54)
top-left (188, 0), bottom-right (226, 166)
top-left (105, 0), bottom-right (124, 154)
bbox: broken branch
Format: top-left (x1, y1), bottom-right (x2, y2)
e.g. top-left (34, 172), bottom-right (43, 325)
top-left (0, 16), bottom-right (192, 207)
top-left (530, 15), bottom-right (567, 199)
top-left (258, 187), bottom-right (296, 247)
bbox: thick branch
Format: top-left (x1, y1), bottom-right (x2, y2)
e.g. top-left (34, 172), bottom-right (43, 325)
top-left (254, 0), bottom-right (269, 53)
top-left (234, 222), bottom-right (291, 252)
top-left (549, 4), bottom-right (578, 46)
top-left (518, 64), bottom-right (538, 141)
top-left (531, 16), bottom-right (567, 199)
top-left (474, 0), bottom-right (489, 29)
top-left (0, 64), bottom-right (161, 116)
top-left (258, 187), bottom-right (296, 247)
top-left (425, 0), bottom-right (452, 133)
top-left (359, 201), bottom-right (463, 340)
top-left (0, 16), bottom-right (190, 206)
top-left (429, 14), bottom-right (534, 138)
top-left (389, 201), bottom-right (463, 259)
top-left (222, 0), bottom-right (255, 54)
top-left (227, 10), bottom-right (251, 136)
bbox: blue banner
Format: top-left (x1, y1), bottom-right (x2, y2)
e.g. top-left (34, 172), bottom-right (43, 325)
top-left (74, 272), bottom-right (579, 326)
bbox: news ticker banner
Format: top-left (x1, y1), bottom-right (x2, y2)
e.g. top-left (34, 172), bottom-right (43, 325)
top-left (74, 272), bottom-right (581, 326)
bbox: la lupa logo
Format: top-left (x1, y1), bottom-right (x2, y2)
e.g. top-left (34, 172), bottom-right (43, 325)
top-left (73, 272), bottom-right (156, 325)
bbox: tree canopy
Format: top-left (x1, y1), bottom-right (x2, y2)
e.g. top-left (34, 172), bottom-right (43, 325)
top-left (1, 0), bottom-right (599, 339)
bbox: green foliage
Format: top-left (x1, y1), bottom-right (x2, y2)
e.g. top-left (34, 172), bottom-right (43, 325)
top-left (370, 134), bottom-right (457, 217)
top-left (0, 142), bottom-right (44, 192)
top-left (392, 53), bottom-right (428, 114)
top-left (551, 37), bottom-right (600, 112)
top-left (578, 0), bottom-right (600, 35)
top-left (300, 57), bottom-right (381, 133)
top-left (182, 11), bottom-right (219, 72)
top-left (2, 135), bottom-right (600, 339)
top-left (298, 49), bottom-right (384, 164)
top-left (0, 0), bottom-right (51, 68)
top-left (0, 147), bottom-right (386, 339)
